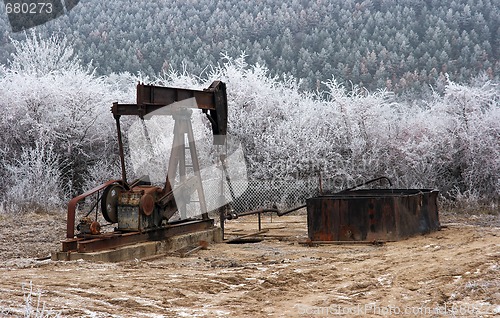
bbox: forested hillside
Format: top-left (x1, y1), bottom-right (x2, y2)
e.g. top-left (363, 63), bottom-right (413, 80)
top-left (0, 0), bottom-right (498, 95)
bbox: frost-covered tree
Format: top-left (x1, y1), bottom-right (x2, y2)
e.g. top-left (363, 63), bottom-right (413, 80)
top-left (8, 31), bottom-right (84, 76)
top-left (0, 41), bottom-right (498, 213)
top-left (0, 32), bottom-right (136, 212)
top-left (155, 54), bottom-right (499, 209)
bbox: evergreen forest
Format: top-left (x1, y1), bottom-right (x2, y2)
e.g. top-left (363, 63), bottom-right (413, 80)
top-left (1, 0), bottom-right (499, 95)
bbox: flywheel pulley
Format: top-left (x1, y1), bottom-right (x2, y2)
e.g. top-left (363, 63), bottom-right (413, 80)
top-left (101, 184), bottom-right (124, 223)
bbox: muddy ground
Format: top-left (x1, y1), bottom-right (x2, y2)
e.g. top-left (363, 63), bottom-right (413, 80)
top-left (0, 210), bottom-right (499, 317)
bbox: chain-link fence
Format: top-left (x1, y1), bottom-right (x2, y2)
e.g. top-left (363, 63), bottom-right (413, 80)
top-left (201, 176), bottom-right (351, 214)
top-left (172, 174), bottom-right (392, 218)
top-left (228, 179), bottom-right (319, 212)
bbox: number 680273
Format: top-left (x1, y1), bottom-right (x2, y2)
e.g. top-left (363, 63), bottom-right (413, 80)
top-left (5, 2), bottom-right (53, 14)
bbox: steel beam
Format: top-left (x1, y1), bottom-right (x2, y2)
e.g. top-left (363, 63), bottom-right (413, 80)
top-left (62, 219), bottom-right (214, 253)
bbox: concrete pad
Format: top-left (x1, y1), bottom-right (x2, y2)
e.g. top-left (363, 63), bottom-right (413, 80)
top-left (52, 227), bottom-right (222, 262)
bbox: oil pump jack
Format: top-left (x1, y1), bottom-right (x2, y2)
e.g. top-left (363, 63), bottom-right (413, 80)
top-left (61, 81), bottom-right (227, 253)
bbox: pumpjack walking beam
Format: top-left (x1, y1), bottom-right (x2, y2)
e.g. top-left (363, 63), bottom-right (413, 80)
top-left (112, 81), bottom-right (227, 135)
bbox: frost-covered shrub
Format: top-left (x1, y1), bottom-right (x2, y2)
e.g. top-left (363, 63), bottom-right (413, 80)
top-left (201, 55), bottom-right (401, 183)
top-left (159, 54), bottom-right (499, 207)
top-left (386, 77), bottom-right (499, 204)
top-left (3, 142), bottom-right (64, 213)
top-left (431, 78), bottom-right (499, 201)
top-left (0, 38), bottom-right (498, 212)
top-left (22, 281), bottom-right (61, 318)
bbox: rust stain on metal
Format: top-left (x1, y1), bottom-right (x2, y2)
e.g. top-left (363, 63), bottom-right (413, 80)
top-left (306, 189), bottom-right (440, 242)
top-left (61, 219), bottom-right (214, 253)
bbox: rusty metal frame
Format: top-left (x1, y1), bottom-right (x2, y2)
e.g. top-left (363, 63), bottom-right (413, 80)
top-left (62, 218), bottom-right (214, 252)
top-left (66, 179), bottom-right (124, 239)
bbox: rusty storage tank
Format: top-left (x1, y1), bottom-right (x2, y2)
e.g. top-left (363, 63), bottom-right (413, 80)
top-left (306, 189), bottom-right (440, 242)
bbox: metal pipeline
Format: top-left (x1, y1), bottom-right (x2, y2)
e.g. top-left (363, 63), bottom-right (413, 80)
top-left (224, 204), bottom-right (307, 220)
top-left (340, 176), bottom-right (393, 192)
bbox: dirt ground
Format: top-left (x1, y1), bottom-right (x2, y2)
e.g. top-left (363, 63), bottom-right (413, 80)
top-left (0, 210), bottom-right (499, 317)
